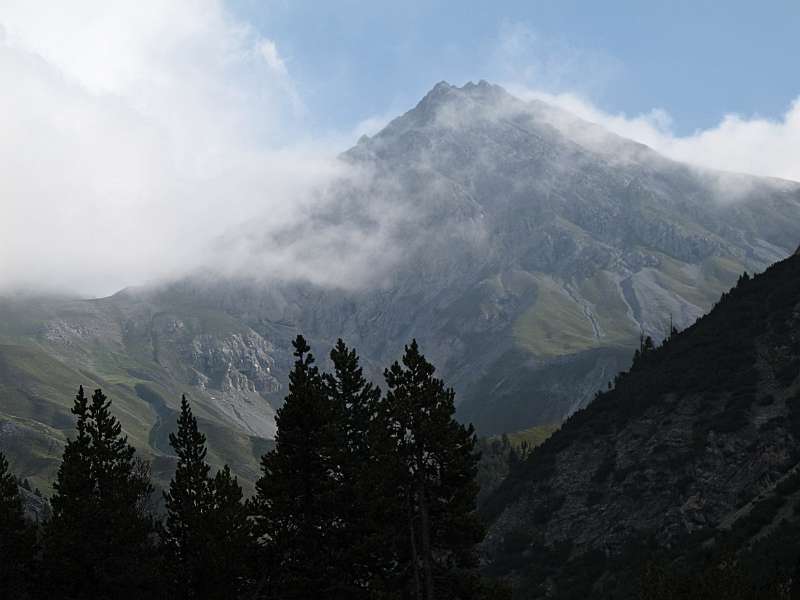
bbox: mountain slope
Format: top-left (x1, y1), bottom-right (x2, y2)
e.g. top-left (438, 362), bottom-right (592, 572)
top-left (0, 294), bottom-right (276, 493)
top-left (340, 81), bottom-right (800, 433)
top-left (147, 81), bottom-right (800, 433)
top-left (2, 81), bottom-right (800, 489)
top-left (481, 252), bottom-right (800, 597)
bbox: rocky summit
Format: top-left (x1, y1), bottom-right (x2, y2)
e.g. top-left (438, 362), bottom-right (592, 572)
top-left (2, 81), bottom-right (800, 491)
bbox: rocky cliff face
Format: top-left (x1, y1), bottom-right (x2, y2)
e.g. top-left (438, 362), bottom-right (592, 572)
top-left (159, 81), bottom-right (800, 435)
top-left (148, 314), bottom-right (280, 437)
top-left (481, 253), bottom-right (800, 597)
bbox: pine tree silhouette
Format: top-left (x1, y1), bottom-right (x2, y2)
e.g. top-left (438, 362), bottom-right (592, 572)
top-left (0, 451), bottom-right (35, 598)
top-left (381, 340), bottom-right (485, 599)
top-left (42, 386), bottom-right (158, 599)
top-left (324, 338), bottom-right (383, 597)
top-left (163, 395), bottom-right (253, 599)
top-left (252, 335), bottom-right (340, 598)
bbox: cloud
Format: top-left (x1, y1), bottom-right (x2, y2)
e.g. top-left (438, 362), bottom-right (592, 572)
top-left (488, 22), bottom-right (800, 184)
top-left (506, 86), bottom-right (800, 183)
top-left (258, 39), bottom-right (288, 76)
top-left (491, 21), bottom-right (623, 99)
top-left (1, 8), bottom-right (797, 299)
top-left (0, 0), bottom-right (347, 297)
top-left (348, 114), bottom-right (395, 141)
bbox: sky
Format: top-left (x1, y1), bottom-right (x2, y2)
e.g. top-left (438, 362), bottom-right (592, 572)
top-left (1, 0), bottom-right (799, 296)
top-left (232, 0), bottom-right (800, 137)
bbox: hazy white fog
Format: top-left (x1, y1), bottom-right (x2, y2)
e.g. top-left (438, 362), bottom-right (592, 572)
top-left (1, 2), bottom-right (798, 297)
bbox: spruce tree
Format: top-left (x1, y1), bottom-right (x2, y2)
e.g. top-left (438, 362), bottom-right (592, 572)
top-left (0, 451), bottom-right (35, 598)
top-left (324, 339), bottom-right (384, 597)
top-left (41, 385), bottom-right (94, 595)
top-left (208, 465), bottom-right (253, 595)
top-left (253, 335), bottom-right (340, 598)
top-left (381, 340), bottom-right (485, 600)
top-left (163, 395), bottom-right (212, 599)
top-left (42, 386), bottom-right (158, 600)
top-left (163, 396), bottom-right (252, 599)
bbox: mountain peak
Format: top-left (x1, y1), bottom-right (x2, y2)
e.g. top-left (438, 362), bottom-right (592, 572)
top-left (418, 79), bottom-right (511, 106)
top-left (461, 79), bottom-right (501, 92)
top-left (382, 79), bottom-right (518, 135)
top-left (416, 80), bottom-right (454, 105)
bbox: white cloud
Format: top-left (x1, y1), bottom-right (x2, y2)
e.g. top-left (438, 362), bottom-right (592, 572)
top-left (489, 21), bottom-right (800, 184)
top-left (507, 86), bottom-right (800, 183)
top-left (0, 0), bottom-right (345, 297)
top-left (1, 7), bottom-right (797, 299)
top-left (486, 22), bottom-right (800, 181)
top-left (349, 114), bottom-right (394, 141)
top-left (491, 21), bottom-right (622, 99)
top-left (258, 39), bottom-right (287, 76)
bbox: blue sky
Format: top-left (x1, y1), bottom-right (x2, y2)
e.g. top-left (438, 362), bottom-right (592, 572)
top-left (232, 0), bottom-right (800, 136)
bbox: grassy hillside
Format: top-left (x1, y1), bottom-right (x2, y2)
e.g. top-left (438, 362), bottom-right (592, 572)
top-left (0, 297), bottom-right (277, 495)
top-left (499, 423), bottom-right (560, 449)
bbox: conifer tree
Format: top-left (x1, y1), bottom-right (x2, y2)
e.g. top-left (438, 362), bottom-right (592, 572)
top-left (163, 395), bottom-right (212, 598)
top-left (632, 334), bottom-right (657, 369)
top-left (253, 335), bottom-right (340, 598)
top-left (163, 396), bottom-right (253, 599)
top-left (41, 385), bottom-right (95, 595)
top-left (0, 451), bottom-right (35, 598)
top-left (324, 339), bottom-right (384, 597)
top-left (208, 465), bottom-right (253, 594)
top-left (381, 340), bottom-right (485, 600)
top-left (42, 386), bottom-right (158, 600)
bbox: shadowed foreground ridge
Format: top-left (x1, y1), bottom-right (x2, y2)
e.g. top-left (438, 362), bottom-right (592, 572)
top-left (483, 251), bottom-right (800, 598)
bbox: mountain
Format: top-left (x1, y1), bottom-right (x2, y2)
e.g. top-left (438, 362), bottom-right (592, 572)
top-left (481, 252), bottom-right (800, 597)
top-left (331, 81), bottom-right (800, 433)
top-left (154, 81), bottom-right (800, 433)
top-left (2, 81), bottom-right (800, 491)
top-left (0, 294), bottom-right (277, 492)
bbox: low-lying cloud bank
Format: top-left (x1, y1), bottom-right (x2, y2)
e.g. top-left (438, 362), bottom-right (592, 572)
top-left (1, 3), bottom-right (797, 298)
top-left (0, 0), bottom-right (353, 297)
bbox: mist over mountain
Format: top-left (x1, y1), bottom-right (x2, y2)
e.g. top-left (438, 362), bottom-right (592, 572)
top-left (2, 81), bottom-right (800, 492)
